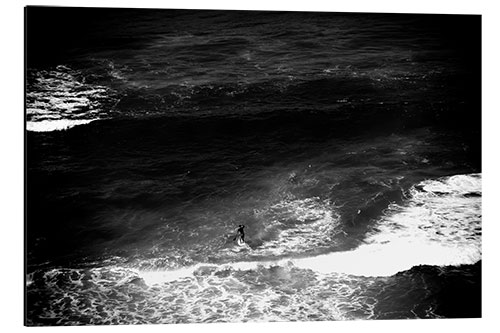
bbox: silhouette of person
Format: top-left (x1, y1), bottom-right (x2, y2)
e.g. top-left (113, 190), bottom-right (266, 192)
top-left (233, 224), bottom-right (245, 242)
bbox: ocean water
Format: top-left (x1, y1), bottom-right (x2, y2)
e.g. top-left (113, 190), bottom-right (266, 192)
top-left (25, 8), bottom-right (481, 325)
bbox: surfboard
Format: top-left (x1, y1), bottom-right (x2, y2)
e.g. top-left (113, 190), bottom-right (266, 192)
top-left (236, 237), bottom-right (245, 246)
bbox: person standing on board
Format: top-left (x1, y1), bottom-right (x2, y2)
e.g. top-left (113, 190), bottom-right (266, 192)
top-left (233, 224), bottom-right (245, 243)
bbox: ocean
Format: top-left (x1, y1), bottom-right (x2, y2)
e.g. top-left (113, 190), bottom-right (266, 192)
top-left (25, 7), bottom-right (481, 325)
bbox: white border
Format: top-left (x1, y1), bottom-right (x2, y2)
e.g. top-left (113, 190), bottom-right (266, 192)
top-left (7, 0), bottom-right (489, 14)
top-left (2, 1), bottom-right (499, 333)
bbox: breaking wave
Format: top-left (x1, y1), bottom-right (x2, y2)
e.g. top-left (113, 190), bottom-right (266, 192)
top-left (26, 65), bottom-right (118, 132)
top-left (295, 173), bottom-right (481, 276)
top-left (26, 173), bottom-right (481, 324)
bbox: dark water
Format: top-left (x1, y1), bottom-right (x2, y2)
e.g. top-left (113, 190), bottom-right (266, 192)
top-left (25, 7), bottom-right (481, 325)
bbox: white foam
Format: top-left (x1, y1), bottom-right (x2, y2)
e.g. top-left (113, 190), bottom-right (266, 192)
top-left (420, 173), bottom-right (481, 194)
top-left (27, 66), bottom-right (116, 132)
top-left (293, 239), bottom-right (480, 277)
top-left (138, 174), bottom-right (481, 283)
top-left (250, 197), bottom-right (341, 256)
top-left (295, 173), bottom-right (482, 276)
top-left (138, 266), bottom-right (198, 285)
top-left (137, 260), bottom-right (290, 286)
top-left (27, 119), bottom-right (97, 132)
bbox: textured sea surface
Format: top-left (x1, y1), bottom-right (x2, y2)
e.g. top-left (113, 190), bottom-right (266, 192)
top-left (26, 8), bottom-right (481, 325)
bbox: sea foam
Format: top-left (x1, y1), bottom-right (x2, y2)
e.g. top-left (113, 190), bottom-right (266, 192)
top-left (138, 173), bottom-right (481, 283)
top-left (27, 119), bottom-right (97, 132)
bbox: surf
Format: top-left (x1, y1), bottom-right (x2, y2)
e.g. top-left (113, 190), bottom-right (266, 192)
top-left (135, 173), bottom-right (481, 284)
top-left (26, 173), bottom-right (481, 324)
top-left (26, 65), bottom-right (118, 133)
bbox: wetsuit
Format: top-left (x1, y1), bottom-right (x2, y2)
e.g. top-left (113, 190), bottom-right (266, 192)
top-left (235, 225), bottom-right (245, 242)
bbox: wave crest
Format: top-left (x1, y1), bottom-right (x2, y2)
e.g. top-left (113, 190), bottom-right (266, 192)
top-left (26, 65), bottom-right (117, 132)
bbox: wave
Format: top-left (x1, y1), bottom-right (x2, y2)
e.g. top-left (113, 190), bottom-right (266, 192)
top-left (26, 65), bottom-right (118, 132)
top-left (294, 174), bottom-right (481, 276)
top-left (26, 119), bottom-right (98, 132)
top-left (26, 173), bottom-right (481, 324)
top-left (26, 259), bottom-right (480, 324)
top-left (125, 75), bottom-right (379, 110)
top-left (216, 197), bottom-right (343, 260)
top-left (135, 173), bottom-right (481, 283)
top-left (25, 61), bottom-right (443, 135)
